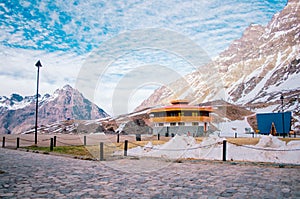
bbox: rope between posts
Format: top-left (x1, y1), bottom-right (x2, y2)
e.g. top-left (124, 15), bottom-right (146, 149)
top-left (103, 143), bottom-right (123, 148)
top-left (4, 138), bottom-right (52, 143)
top-left (127, 141), bottom-right (221, 152)
top-left (56, 140), bottom-right (80, 146)
top-left (55, 136), bottom-right (81, 141)
top-left (19, 138), bottom-right (36, 143)
top-left (128, 141), bottom-right (145, 147)
top-left (3, 138), bottom-right (16, 141)
top-left (228, 141), bottom-right (300, 152)
top-left (151, 143), bottom-right (220, 151)
top-left (41, 138), bottom-right (51, 141)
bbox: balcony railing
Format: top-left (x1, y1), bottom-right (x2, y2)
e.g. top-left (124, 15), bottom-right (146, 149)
top-left (150, 116), bottom-right (212, 123)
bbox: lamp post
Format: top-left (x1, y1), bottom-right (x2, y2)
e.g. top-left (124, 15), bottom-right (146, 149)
top-left (34, 60), bottom-right (42, 145)
top-left (280, 94), bottom-right (285, 138)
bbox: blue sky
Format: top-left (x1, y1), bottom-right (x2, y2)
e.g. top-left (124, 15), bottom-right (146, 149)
top-left (0, 0), bottom-right (287, 115)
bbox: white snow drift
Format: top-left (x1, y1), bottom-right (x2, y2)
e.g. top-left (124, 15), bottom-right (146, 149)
top-left (125, 134), bottom-right (300, 164)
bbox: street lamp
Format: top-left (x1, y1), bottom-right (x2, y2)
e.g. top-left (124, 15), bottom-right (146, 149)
top-left (280, 94), bottom-right (284, 112)
top-left (34, 60), bottom-right (42, 145)
top-left (280, 94), bottom-right (285, 138)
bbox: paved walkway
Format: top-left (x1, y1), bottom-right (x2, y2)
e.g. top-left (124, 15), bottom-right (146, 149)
top-left (0, 148), bottom-right (299, 198)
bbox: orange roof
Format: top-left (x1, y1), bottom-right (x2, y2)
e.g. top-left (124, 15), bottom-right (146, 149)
top-left (150, 104), bottom-right (213, 113)
top-left (170, 99), bottom-right (189, 105)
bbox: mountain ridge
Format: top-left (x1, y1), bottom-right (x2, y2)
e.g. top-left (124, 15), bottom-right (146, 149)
top-left (0, 85), bottom-right (110, 134)
top-left (135, 0), bottom-right (300, 129)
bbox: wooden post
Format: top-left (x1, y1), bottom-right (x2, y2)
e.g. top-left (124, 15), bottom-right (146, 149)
top-left (117, 133), bottom-right (120, 143)
top-left (50, 138), bottom-right (54, 151)
top-left (2, 137), bottom-right (5, 148)
top-left (166, 127), bottom-right (169, 137)
top-left (53, 136), bottom-right (56, 147)
top-left (124, 140), bottom-right (128, 156)
top-left (84, 136), bottom-right (87, 146)
top-left (222, 140), bottom-right (227, 161)
top-left (235, 132), bottom-right (237, 138)
top-left (100, 142), bottom-right (104, 161)
top-left (17, 137), bottom-right (20, 148)
top-left (158, 133), bottom-right (160, 140)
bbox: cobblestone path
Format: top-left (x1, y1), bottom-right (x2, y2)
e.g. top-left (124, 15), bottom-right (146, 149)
top-left (0, 148), bottom-right (299, 198)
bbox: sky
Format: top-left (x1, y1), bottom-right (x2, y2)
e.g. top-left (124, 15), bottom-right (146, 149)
top-left (0, 0), bottom-right (287, 116)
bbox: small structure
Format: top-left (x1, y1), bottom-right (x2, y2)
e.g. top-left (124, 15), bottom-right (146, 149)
top-left (256, 112), bottom-right (291, 136)
top-left (148, 100), bottom-right (213, 137)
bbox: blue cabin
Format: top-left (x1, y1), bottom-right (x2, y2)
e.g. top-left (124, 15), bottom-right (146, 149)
top-left (256, 112), bottom-right (291, 135)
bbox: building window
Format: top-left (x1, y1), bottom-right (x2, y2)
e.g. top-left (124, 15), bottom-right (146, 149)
top-left (192, 122), bottom-right (199, 126)
top-left (192, 112), bottom-right (198, 116)
top-left (159, 123), bottom-right (164, 126)
top-left (158, 112), bottom-right (166, 117)
top-left (153, 112), bottom-right (166, 117)
top-left (178, 122), bottom-right (185, 126)
top-left (178, 112), bottom-right (184, 116)
top-left (170, 122), bottom-right (176, 126)
top-left (200, 111), bottom-right (209, 117)
top-left (167, 111), bottom-right (177, 117)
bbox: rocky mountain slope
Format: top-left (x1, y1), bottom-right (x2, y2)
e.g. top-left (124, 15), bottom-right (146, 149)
top-left (136, 0), bottom-right (300, 129)
top-left (0, 85), bottom-right (109, 134)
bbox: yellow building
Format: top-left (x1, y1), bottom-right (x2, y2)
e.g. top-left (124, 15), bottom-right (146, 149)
top-left (149, 100), bottom-right (213, 136)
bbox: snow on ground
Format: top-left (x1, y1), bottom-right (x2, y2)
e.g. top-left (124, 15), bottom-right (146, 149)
top-left (125, 134), bottom-right (300, 164)
top-left (115, 123), bottom-right (126, 133)
top-left (217, 118), bottom-right (254, 137)
top-left (255, 104), bottom-right (279, 113)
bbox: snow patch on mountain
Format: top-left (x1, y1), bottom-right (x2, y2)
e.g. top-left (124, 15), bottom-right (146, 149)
top-left (136, 0), bottom-right (300, 132)
top-left (0, 85), bottom-right (110, 134)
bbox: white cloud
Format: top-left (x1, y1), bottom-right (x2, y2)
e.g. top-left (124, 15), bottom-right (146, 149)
top-left (0, 0), bottom-right (288, 115)
top-left (0, 46), bottom-right (85, 96)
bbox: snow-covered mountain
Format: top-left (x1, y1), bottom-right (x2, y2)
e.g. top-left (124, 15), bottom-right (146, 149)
top-left (0, 85), bottom-right (109, 134)
top-left (136, 0), bottom-right (300, 129)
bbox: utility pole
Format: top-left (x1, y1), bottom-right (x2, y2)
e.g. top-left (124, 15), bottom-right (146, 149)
top-left (280, 94), bottom-right (285, 138)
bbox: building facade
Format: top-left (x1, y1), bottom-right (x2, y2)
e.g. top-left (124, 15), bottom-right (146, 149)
top-left (149, 100), bottom-right (213, 137)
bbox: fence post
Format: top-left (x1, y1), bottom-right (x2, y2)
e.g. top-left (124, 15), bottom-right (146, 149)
top-left (50, 138), bottom-right (54, 151)
top-left (222, 140), bottom-right (227, 161)
top-left (235, 133), bottom-right (237, 138)
top-left (158, 133), bottom-right (160, 140)
top-left (124, 140), bottom-right (128, 156)
top-left (117, 133), bottom-right (120, 143)
top-left (53, 136), bottom-right (56, 147)
top-left (2, 137), bottom-right (5, 148)
top-left (100, 142), bottom-right (104, 161)
top-left (84, 136), bottom-right (87, 146)
top-left (17, 137), bottom-right (20, 148)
